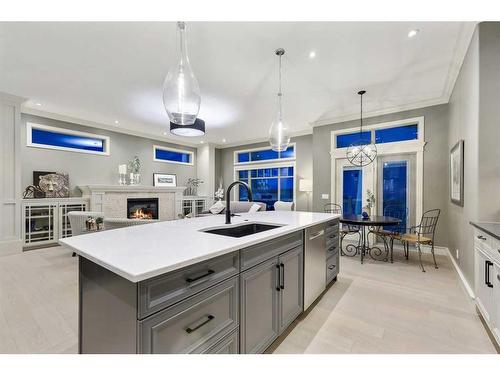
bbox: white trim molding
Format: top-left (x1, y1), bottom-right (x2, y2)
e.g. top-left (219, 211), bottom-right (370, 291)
top-left (153, 145), bottom-right (195, 166)
top-left (446, 248), bottom-right (475, 300)
top-left (330, 116), bottom-right (425, 227)
top-left (27, 122), bottom-right (111, 156)
top-left (233, 142), bottom-right (296, 166)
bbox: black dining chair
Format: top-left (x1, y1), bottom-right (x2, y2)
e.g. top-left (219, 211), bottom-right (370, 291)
top-left (373, 205), bottom-right (408, 263)
top-left (400, 209), bottom-right (441, 272)
top-left (324, 203), bottom-right (360, 255)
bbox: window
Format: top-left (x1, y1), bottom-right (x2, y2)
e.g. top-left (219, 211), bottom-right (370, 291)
top-left (336, 131), bottom-right (371, 148)
top-left (375, 124), bottom-right (418, 144)
top-left (342, 168), bottom-right (362, 215)
top-left (235, 145), bottom-right (295, 164)
top-left (236, 166), bottom-right (294, 210)
top-left (154, 145), bottom-right (194, 165)
top-left (27, 123), bottom-right (110, 155)
top-left (382, 160), bottom-right (408, 232)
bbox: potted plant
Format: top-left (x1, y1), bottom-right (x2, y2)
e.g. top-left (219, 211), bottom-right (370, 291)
top-left (185, 178), bottom-right (203, 196)
top-left (363, 189), bottom-right (376, 218)
top-left (128, 156), bottom-right (141, 185)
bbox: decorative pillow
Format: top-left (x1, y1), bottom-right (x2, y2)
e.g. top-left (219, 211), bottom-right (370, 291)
top-left (209, 200), bottom-right (225, 214)
top-left (248, 203), bottom-right (261, 213)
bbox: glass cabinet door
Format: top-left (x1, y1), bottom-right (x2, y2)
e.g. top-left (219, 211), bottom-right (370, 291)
top-left (24, 204), bottom-right (57, 246)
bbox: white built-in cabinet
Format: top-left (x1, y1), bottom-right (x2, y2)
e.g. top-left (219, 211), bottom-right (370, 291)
top-left (22, 198), bottom-right (88, 249)
top-left (178, 196), bottom-right (212, 218)
top-left (473, 228), bottom-right (500, 345)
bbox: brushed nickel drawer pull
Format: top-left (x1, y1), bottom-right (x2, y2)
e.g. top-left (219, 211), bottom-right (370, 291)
top-left (328, 265), bottom-right (336, 270)
top-left (185, 314), bottom-right (215, 334)
top-left (309, 230), bottom-right (325, 241)
top-left (186, 269), bottom-right (215, 283)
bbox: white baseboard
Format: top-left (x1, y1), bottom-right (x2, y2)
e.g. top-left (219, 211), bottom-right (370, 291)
top-left (446, 248), bottom-right (475, 300)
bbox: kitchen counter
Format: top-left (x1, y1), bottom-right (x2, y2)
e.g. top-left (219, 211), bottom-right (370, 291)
top-left (470, 221), bottom-right (500, 241)
top-left (60, 211), bottom-right (339, 282)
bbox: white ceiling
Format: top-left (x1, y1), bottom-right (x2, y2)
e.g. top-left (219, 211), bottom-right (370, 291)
top-left (0, 22), bottom-right (474, 147)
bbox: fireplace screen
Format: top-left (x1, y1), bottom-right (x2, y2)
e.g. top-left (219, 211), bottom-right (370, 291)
top-left (127, 198), bottom-right (159, 220)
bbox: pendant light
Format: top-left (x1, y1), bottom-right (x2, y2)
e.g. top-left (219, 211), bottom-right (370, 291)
top-left (268, 48), bottom-right (291, 152)
top-left (170, 118), bottom-right (205, 137)
top-left (346, 90), bottom-right (377, 167)
top-left (163, 22), bottom-right (201, 126)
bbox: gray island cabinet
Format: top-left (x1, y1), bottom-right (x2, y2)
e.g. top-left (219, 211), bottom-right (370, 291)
top-left (78, 219), bottom-right (339, 354)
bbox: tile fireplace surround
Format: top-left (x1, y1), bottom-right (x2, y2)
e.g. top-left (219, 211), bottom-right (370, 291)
top-left (78, 185), bottom-right (186, 221)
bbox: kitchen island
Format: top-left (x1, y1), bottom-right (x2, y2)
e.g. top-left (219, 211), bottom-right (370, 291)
top-left (60, 211), bottom-right (341, 354)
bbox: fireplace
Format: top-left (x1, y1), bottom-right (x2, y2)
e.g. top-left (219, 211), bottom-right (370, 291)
top-left (127, 198), bottom-right (159, 220)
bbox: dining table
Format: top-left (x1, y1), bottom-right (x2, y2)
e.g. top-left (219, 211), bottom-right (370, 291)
top-left (340, 214), bottom-right (401, 264)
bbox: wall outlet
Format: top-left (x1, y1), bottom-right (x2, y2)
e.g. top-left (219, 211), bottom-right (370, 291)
top-left (321, 194), bottom-right (329, 200)
top-left (455, 249), bottom-right (459, 260)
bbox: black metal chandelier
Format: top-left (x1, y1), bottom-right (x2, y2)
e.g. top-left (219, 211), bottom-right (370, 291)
top-left (346, 90), bottom-right (377, 166)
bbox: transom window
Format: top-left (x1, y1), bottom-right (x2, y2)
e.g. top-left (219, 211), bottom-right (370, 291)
top-left (27, 123), bottom-right (110, 155)
top-left (153, 145), bottom-right (194, 165)
top-left (335, 123), bottom-right (418, 148)
top-left (235, 144), bottom-right (295, 164)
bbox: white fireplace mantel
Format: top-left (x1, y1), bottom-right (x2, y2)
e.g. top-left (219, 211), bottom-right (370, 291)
top-left (78, 185), bottom-right (187, 220)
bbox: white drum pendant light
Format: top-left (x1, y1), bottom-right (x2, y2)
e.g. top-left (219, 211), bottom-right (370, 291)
top-left (346, 90), bottom-right (377, 166)
top-left (163, 22), bottom-right (201, 126)
top-left (268, 48), bottom-right (291, 152)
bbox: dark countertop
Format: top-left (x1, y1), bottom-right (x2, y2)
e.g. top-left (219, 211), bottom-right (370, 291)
top-left (470, 221), bottom-right (500, 241)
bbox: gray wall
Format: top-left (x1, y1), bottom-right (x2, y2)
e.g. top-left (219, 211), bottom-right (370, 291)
top-left (312, 104), bottom-right (450, 246)
top-left (447, 27), bottom-right (479, 287)
top-left (447, 22), bottom-right (500, 287)
top-left (21, 114), bottom-right (197, 196)
top-left (217, 134), bottom-right (313, 211)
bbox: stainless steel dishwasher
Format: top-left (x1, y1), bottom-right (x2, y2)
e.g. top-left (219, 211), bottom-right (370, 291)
top-left (304, 223), bottom-right (326, 310)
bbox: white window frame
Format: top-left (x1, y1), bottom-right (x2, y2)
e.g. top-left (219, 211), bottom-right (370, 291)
top-left (153, 145), bottom-right (195, 166)
top-left (234, 161), bottom-right (297, 206)
top-left (27, 122), bottom-right (110, 156)
top-left (233, 142), bottom-right (296, 165)
top-left (330, 116), bottom-right (425, 225)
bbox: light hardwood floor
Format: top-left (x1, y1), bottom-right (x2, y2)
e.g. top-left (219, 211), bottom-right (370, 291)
top-left (0, 246), bottom-right (496, 354)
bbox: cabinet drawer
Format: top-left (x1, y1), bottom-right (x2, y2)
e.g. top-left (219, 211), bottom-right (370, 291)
top-left (326, 242), bottom-right (339, 259)
top-left (325, 221), bottom-right (339, 235)
top-left (138, 252), bottom-right (239, 319)
top-left (326, 256), bottom-right (339, 285)
top-left (203, 328), bottom-right (239, 354)
top-left (240, 231), bottom-right (303, 271)
top-left (139, 276), bottom-right (239, 354)
top-left (326, 232), bottom-right (340, 249)
top-left (489, 236), bottom-right (500, 265)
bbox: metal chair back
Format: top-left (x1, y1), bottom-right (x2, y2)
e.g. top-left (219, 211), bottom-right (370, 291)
top-left (416, 209), bottom-right (440, 241)
top-left (324, 203), bottom-right (342, 214)
top-left (383, 205), bottom-right (408, 234)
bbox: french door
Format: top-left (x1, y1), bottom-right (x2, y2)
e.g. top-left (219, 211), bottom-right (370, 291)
top-left (335, 153), bottom-right (416, 229)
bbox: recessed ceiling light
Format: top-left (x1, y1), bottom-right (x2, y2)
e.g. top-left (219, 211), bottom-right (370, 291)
top-left (35, 102), bottom-right (42, 106)
top-left (114, 120), bottom-right (119, 124)
top-left (222, 139), bottom-right (226, 143)
top-left (200, 140), bottom-right (204, 144)
top-left (309, 51), bottom-right (316, 59)
top-left (163, 131), bottom-right (167, 135)
top-left (408, 29), bottom-right (419, 38)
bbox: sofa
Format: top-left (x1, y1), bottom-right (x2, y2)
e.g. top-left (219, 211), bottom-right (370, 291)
top-left (199, 201), bottom-right (267, 216)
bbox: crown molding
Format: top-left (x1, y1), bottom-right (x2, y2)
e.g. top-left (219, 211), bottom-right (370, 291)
top-left (20, 106), bottom-right (200, 149)
top-left (0, 92), bottom-right (27, 105)
top-left (310, 96), bottom-right (448, 128)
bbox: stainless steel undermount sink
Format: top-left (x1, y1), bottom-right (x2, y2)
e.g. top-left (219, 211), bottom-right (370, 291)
top-left (201, 222), bottom-right (283, 238)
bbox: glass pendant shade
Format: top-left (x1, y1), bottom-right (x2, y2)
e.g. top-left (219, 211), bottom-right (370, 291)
top-left (163, 22), bottom-right (201, 126)
top-left (268, 48), bottom-right (291, 152)
top-left (347, 90), bottom-right (377, 167)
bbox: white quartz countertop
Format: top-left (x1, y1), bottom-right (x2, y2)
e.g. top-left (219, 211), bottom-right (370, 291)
top-left (59, 211), bottom-right (340, 282)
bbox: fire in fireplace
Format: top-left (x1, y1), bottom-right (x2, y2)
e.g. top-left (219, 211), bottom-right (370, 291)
top-left (127, 198), bottom-right (159, 220)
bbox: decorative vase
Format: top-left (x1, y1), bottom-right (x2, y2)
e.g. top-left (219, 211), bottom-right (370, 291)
top-left (129, 173), bottom-right (141, 185)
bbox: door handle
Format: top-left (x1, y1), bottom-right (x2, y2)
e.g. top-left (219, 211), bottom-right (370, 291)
top-left (308, 230), bottom-right (324, 241)
top-left (185, 314), bottom-right (215, 333)
top-left (186, 269), bottom-right (215, 283)
top-left (275, 264), bottom-right (281, 291)
top-left (280, 263), bottom-right (285, 290)
top-left (486, 261), bottom-right (494, 288)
